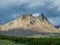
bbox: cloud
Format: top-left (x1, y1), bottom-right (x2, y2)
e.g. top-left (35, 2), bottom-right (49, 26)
top-left (0, 0), bottom-right (16, 9)
top-left (0, 0), bottom-right (26, 9)
top-left (0, 0), bottom-right (60, 10)
top-left (0, 0), bottom-right (60, 25)
top-left (49, 16), bottom-right (60, 26)
top-left (0, 0), bottom-right (60, 16)
top-left (32, 13), bottom-right (40, 17)
top-left (0, 0), bottom-right (49, 17)
top-left (50, 0), bottom-right (60, 11)
top-left (0, 0), bottom-right (48, 9)
top-left (0, 0), bottom-right (49, 16)
top-left (25, 0), bottom-right (48, 8)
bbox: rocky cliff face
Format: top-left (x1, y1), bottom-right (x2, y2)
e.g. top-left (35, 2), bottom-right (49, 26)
top-left (0, 13), bottom-right (60, 33)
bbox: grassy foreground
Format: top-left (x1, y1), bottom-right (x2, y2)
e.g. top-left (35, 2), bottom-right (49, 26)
top-left (0, 35), bottom-right (60, 45)
top-left (0, 40), bottom-right (26, 45)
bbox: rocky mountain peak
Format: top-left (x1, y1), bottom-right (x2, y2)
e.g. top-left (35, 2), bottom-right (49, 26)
top-left (0, 13), bottom-right (60, 33)
top-left (34, 13), bottom-right (48, 23)
top-left (21, 14), bottom-right (32, 18)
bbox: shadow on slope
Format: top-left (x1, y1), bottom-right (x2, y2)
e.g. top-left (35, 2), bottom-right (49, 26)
top-left (0, 28), bottom-right (41, 37)
top-left (0, 28), bottom-right (60, 37)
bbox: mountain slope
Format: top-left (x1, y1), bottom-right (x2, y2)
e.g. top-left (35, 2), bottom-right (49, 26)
top-left (0, 13), bottom-right (59, 34)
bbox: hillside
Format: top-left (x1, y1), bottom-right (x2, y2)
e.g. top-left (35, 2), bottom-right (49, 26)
top-left (0, 13), bottom-right (60, 36)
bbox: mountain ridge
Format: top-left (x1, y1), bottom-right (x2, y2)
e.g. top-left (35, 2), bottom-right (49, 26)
top-left (0, 13), bottom-right (60, 33)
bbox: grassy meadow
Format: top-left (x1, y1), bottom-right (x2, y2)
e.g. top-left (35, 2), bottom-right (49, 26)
top-left (0, 35), bottom-right (60, 45)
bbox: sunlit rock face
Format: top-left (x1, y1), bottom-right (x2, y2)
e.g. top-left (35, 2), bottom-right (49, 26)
top-left (0, 13), bottom-right (60, 33)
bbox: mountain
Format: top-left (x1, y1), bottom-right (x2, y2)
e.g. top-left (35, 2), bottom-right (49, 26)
top-left (55, 25), bottom-right (60, 29)
top-left (0, 13), bottom-right (60, 36)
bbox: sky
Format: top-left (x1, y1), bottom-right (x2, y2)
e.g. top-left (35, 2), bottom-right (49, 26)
top-left (0, 0), bottom-right (60, 26)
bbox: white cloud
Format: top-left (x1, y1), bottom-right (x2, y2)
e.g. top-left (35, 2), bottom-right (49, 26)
top-left (0, 0), bottom-right (60, 11)
top-left (50, 0), bottom-right (60, 11)
top-left (32, 13), bottom-right (40, 17)
top-left (0, 0), bottom-right (27, 9)
top-left (0, 0), bottom-right (48, 9)
top-left (0, 0), bottom-right (17, 9)
top-left (25, 0), bottom-right (48, 8)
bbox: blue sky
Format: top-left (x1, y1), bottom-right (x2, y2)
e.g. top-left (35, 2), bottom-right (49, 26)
top-left (0, 0), bottom-right (60, 26)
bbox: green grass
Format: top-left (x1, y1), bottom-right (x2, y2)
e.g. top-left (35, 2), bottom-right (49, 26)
top-left (0, 35), bottom-right (60, 45)
top-left (0, 39), bottom-right (26, 45)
